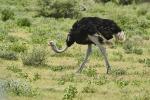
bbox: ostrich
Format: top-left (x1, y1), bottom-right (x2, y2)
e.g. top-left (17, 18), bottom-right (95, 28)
top-left (49, 17), bottom-right (125, 74)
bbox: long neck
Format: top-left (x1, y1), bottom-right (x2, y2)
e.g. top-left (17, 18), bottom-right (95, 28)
top-left (51, 43), bottom-right (68, 53)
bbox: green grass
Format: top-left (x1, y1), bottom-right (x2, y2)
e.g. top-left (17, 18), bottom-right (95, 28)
top-left (0, 0), bottom-right (150, 100)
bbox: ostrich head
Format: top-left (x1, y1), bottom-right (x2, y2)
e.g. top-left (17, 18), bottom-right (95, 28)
top-left (114, 31), bottom-right (126, 42)
top-left (48, 41), bottom-right (68, 53)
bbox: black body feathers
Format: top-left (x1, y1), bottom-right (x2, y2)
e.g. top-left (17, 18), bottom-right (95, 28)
top-left (66, 17), bottom-right (122, 47)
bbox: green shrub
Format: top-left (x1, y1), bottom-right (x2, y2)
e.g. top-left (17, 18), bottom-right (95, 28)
top-left (33, 73), bottom-right (41, 81)
top-left (94, 0), bottom-right (141, 4)
top-left (95, 76), bottom-right (108, 85)
top-left (21, 46), bottom-right (47, 66)
top-left (1, 8), bottom-right (14, 21)
top-left (123, 36), bottom-right (143, 54)
top-left (6, 80), bottom-right (39, 96)
top-left (9, 42), bottom-right (27, 53)
top-left (7, 65), bottom-right (22, 73)
top-left (37, 0), bottom-right (82, 18)
top-left (115, 79), bottom-right (129, 88)
top-left (145, 58), bottom-right (150, 67)
top-left (5, 35), bottom-right (19, 42)
top-left (0, 30), bottom-right (8, 41)
top-left (63, 85), bottom-right (78, 100)
top-left (137, 8), bottom-right (148, 16)
top-left (82, 86), bottom-right (96, 93)
top-left (133, 48), bottom-right (143, 55)
top-left (58, 74), bottom-right (75, 85)
top-left (17, 18), bottom-right (31, 27)
top-left (50, 65), bottom-right (64, 71)
top-left (0, 50), bottom-right (18, 60)
top-left (83, 68), bottom-right (97, 77)
top-left (110, 68), bottom-right (127, 76)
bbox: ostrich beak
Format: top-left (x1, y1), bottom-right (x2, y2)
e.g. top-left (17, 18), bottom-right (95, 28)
top-left (115, 31), bottom-right (126, 42)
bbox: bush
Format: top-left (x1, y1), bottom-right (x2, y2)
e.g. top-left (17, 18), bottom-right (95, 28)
top-left (94, 0), bottom-right (141, 4)
top-left (110, 68), bottom-right (127, 76)
top-left (95, 76), bottom-right (108, 85)
top-left (145, 58), bottom-right (150, 67)
top-left (83, 68), bottom-right (97, 77)
top-left (63, 85), bottom-right (78, 100)
top-left (1, 8), bottom-right (14, 21)
top-left (17, 18), bottom-right (31, 27)
top-left (5, 35), bottom-right (19, 42)
top-left (82, 86), bottom-right (96, 93)
top-left (133, 48), bottom-right (143, 55)
top-left (9, 42), bottom-right (27, 53)
top-left (21, 46), bottom-right (47, 66)
top-left (58, 74), bottom-right (75, 85)
top-left (37, 0), bottom-right (82, 18)
top-left (6, 80), bottom-right (38, 96)
top-left (0, 30), bottom-right (8, 41)
top-left (0, 50), bottom-right (18, 60)
top-left (123, 36), bottom-right (143, 54)
top-left (7, 65), bottom-right (22, 73)
top-left (115, 79), bottom-right (129, 88)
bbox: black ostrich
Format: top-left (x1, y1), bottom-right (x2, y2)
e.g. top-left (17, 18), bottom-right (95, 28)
top-left (49, 17), bottom-right (125, 74)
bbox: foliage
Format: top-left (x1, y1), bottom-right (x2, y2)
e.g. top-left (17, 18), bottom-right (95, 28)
top-left (6, 80), bottom-right (39, 96)
top-left (83, 68), bottom-right (97, 77)
top-left (63, 85), bottom-right (78, 100)
top-left (0, 50), bottom-right (18, 60)
top-left (7, 65), bottom-right (22, 73)
top-left (21, 46), bottom-right (47, 66)
top-left (94, 0), bottom-right (141, 4)
top-left (82, 86), bottom-right (96, 93)
top-left (37, 0), bottom-right (82, 18)
top-left (1, 8), bottom-right (14, 21)
top-left (9, 42), bottom-right (27, 53)
top-left (115, 79), bottom-right (129, 88)
top-left (58, 74), bottom-right (75, 85)
top-left (95, 76), bottom-right (108, 85)
top-left (17, 18), bottom-right (31, 27)
top-left (110, 68), bottom-right (127, 76)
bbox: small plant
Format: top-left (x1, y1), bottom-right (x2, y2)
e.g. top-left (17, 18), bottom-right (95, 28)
top-left (5, 35), bottom-right (19, 43)
top-left (145, 58), bottom-right (150, 67)
top-left (0, 50), bottom-right (18, 60)
top-left (50, 65), bottom-right (64, 71)
top-left (6, 80), bottom-right (39, 96)
top-left (123, 36), bottom-right (143, 54)
top-left (17, 18), bottom-right (31, 27)
top-left (83, 68), bottom-right (97, 77)
top-left (7, 65), bottom-right (22, 73)
top-left (37, 0), bottom-right (82, 18)
top-left (133, 48), bottom-right (143, 55)
top-left (21, 46), bottom-right (47, 66)
top-left (115, 79), bottom-right (129, 88)
top-left (9, 42), bottom-right (27, 53)
top-left (110, 68), bottom-right (127, 76)
top-left (33, 73), bottom-right (41, 81)
top-left (58, 74), bottom-right (75, 85)
top-left (0, 30), bottom-right (8, 41)
top-left (137, 8), bottom-right (148, 16)
top-left (18, 72), bottom-right (28, 79)
top-left (1, 8), bottom-right (14, 21)
top-left (82, 86), bottom-right (96, 93)
top-left (95, 76), bottom-right (108, 85)
top-left (63, 85), bottom-right (78, 100)
top-left (131, 80), bottom-right (141, 86)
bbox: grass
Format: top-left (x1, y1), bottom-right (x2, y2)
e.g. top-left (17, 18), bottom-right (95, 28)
top-left (0, 0), bottom-right (150, 100)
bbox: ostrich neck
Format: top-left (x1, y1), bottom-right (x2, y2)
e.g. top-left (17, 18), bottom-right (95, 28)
top-left (51, 44), bottom-right (68, 53)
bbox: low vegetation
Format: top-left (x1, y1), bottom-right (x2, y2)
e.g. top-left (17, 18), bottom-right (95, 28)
top-left (0, 0), bottom-right (150, 100)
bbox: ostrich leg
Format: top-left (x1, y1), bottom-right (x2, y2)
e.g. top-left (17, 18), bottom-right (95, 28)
top-left (88, 35), bottom-right (111, 74)
top-left (76, 44), bottom-right (92, 73)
